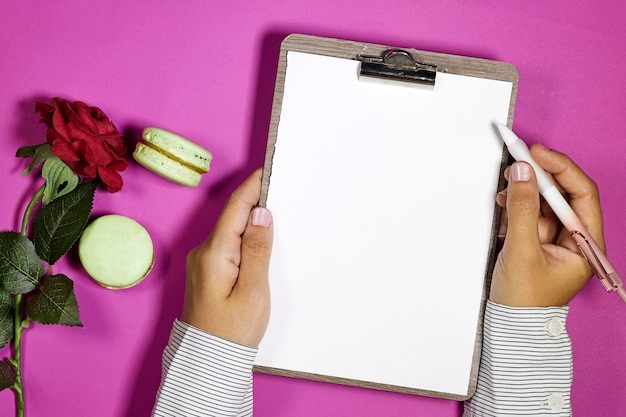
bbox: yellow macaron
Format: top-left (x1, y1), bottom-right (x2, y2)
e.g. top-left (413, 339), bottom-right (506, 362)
top-left (133, 127), bottom-right (212, 187)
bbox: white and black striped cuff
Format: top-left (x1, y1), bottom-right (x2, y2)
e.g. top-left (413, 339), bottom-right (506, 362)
top-left (464, 301), bottom-right (572, 416)
top-left (152, 319), bottom-right (257, 417)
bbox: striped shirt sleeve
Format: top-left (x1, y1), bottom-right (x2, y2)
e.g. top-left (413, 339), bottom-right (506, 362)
top-left (152, 303), bottom-right (573, 417)
top-left (152, 319), bottom-right (257, 417)
top-left (463, 300), bottom-right (573, 417)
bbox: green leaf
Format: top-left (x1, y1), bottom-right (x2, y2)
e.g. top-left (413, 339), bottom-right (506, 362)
top-left (34, 181), bottom-right (97, 265)
top-left (0, 231), bottom-right (46, 294)
top-left (0, 291), bottom-right (13, 348)
top-left (16, 143), bottom-right (46, 158)
top-left (42, 156), bottom-right (80, 204)
top-left (19, 143), bottom-right (54, 175)
top-left (0, 359), bottom-right (16, 392)
top-left (26, 274), bottom-right (82, 327)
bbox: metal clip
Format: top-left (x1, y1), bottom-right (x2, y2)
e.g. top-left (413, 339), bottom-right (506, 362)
top-left (571, 230), bottom-right (618, 291)
top-left (358, 49), bottom-right (437, 86)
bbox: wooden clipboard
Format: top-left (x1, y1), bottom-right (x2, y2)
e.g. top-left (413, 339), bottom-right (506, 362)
top-left (255, 34), bottom-right (518, 400)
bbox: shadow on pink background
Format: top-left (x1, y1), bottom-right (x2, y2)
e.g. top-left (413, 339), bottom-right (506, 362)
top-left (1, 2), bottom-right (624, 416)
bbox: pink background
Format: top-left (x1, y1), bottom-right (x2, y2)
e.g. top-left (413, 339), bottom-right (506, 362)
top-left (1, 1), bottom-right (625, 416)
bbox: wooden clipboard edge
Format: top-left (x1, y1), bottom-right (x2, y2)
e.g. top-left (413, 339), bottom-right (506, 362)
top-left (254, 365), bottom-right (471, 401)
top-left (257, 33), bottom-right (519, 400)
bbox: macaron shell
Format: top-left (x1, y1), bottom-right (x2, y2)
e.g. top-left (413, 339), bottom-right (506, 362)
top-left (142, 127), bottom-right (212, 173)
top-left (133, 142), bottom-right (202, 187)
top-left (78, 214), bottom-right (154, 289)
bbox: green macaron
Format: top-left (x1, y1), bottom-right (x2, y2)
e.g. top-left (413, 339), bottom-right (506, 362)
top-left (78, 214), bottom-right (154, 289)
top-left (133, 127), bottom-right (212, 187)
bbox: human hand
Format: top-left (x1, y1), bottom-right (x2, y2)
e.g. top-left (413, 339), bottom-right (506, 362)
top-left (490, 144), bottom-right (604, 307)
top-left (182, 168), bottom-right (273, 347)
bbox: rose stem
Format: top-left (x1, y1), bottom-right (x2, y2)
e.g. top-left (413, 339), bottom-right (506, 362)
top-left (10, 183), bottom-right (45, 417)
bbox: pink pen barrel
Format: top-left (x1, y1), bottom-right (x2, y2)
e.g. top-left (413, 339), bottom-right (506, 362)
top-left (616, 281), bottom-right (626, 303)
top-left (572, 231), bottom-right (626, 303)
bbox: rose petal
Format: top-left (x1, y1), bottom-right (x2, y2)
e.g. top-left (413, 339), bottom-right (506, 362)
top-left (51, 104), bottom-right (71, 141)
top-left (35, 102), bottom-right (55, 126)
top-left (85, 137), bottom-right (118, 165)
top-left (66, 122), bottom-right (97, 142)
top-left (107, 159), bottom-right (129, 172)
top-left (101, 133), bottom-right (127, 153)
top-left (50, 137), bottom-right (81, 163)
top-left (89, 108), bottom-right (115, 134)
top-left (97, 165), bottom-right (123, 193)
top-left (74, 102), bottom-right (100, 133)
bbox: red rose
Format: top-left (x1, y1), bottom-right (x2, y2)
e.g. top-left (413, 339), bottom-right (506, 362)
top-left (35, 97), bottom-right (128, 193)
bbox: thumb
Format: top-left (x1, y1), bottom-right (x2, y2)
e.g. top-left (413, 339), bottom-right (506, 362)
top-left (237, 207), bottom-right (274, 291)
top-left (503, 162), bottom-right (542, 257)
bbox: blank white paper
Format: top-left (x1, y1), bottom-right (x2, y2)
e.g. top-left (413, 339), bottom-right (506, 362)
top-left (256, 51), bottom-right (513, 396)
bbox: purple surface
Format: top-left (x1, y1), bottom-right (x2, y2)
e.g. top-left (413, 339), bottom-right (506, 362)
top-left (1, 1), bottom-right (625, 416)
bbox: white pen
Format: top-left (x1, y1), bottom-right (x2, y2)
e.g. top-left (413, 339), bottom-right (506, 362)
top-left (496, 123), bottom-right (626, 303)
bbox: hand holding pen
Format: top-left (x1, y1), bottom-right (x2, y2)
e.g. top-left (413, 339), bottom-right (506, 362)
top-left (491, 126), bottom-right (625, 306)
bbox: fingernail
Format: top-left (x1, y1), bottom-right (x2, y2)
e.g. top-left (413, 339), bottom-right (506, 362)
top-left (498, 222), bottom-right (507, 239)
top-left (496, 190), bottom-right (507, 207)
top-left (251, 207), bottom-right (272, 227)
top-left (511, 162), bottom-right (532, 182)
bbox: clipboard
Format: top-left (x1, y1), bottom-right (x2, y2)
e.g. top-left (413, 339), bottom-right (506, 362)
top-left (254, 34), bottom-right (518, 400)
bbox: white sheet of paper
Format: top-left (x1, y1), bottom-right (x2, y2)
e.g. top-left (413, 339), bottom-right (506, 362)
top-left (256, 51), bottom-right (513, 396)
